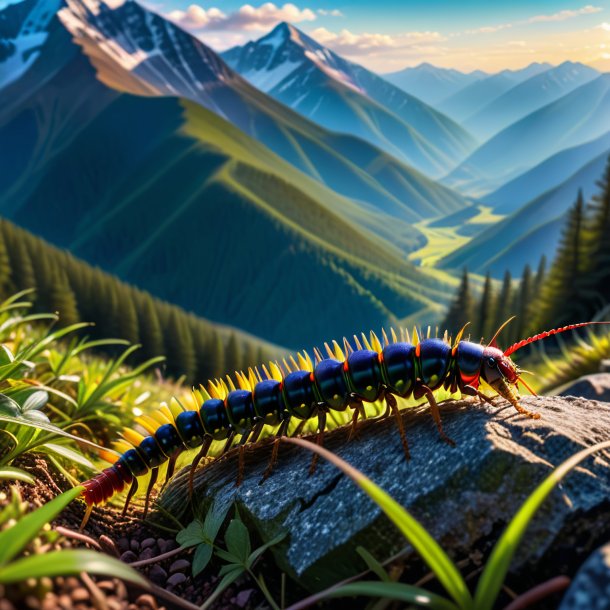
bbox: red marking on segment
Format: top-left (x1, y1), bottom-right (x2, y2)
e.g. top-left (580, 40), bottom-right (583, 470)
top-left (415, 344), bottom-right (421, 358)
top-left (343, 360), bottom-right (349, 372)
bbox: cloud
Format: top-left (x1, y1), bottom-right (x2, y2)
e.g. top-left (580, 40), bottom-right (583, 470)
top-left (309, 27), bottom-right (445, 56)
top-left (464, 23), bottom-right (512, 34)
top-left (528, 5), bottom-right (602, 23)
top-left (598, 22), bottom-right (610, 31)
top-left (317, 9), bottom-right (343, 17)
top-left (167, 2), bottom-right (316, 32)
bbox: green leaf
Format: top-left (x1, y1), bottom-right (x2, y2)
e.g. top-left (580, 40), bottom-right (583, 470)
top-left (225, 519), bottom-right (251, 564)
top-left (322, 582), bottom-right (459, 610)
top-left (356, 547), bottom-right (391, 582)
top-left (40, 444), bottom-right (95, 471)
top-left (283, 438), bottom-right (472, 610)
top-left (0, 466), bottom-right (35, 484)
top-left (21, 391), bottom-right (49, 412)
top-left (202, 499), bottom-right (231, 542)
top-left (0, 395), bottom-right (20, 417)
top-left (0, 550), bottom-right (147, 586)
top-left (177, 520), bottom-right (206, 548)
top-left (192, 544), bottom-right (213, 577)
top-left (215, 549), bottom-right (241, 564)
top-left (474, 439), bottom-right (610, 610)
top-left (247, 531), bottom-right (287, 567)
top-left (0, 486), bottom-right (83, 566)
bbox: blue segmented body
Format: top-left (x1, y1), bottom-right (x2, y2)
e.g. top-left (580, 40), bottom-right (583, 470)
top-left (81, 321), bottom-right (609, 515)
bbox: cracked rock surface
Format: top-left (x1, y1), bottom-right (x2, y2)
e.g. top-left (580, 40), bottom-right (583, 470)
top-left (159, 396), bottom-right (610, 592)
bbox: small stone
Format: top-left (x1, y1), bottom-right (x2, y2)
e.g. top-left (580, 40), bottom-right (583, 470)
top-left (24, 596), bottom-right (40, 610)
top-left (235, 589), bottom-right (254, 607)
top-left (70, 588), bottom-right (89, 603)
top-left (156, 539), bottom-right (168, 554)
top-left (95, 581), bottom-right (114, 592)
top-left (148, 565), bottom-right (167, 586)
top-left (135, 594), bottom-right (158, 610)
top-left (140, 538), bottom-right (156, 550)
top-left (58, 594), bottom-right (73, 610)
top-left (166, 573), bottom-right (187, 588)
top-left (108, 600), bottom-right (123, 610)
top-left (138, 547), bottom-right (155, 561)
top-left (130, 540), bottom-right (140, 553)
top-left (163, 539), bottom-right (178, 552)
top-left (65, 577), bottom-right (80, 590)
top-left (169, 559), bottom-right (190, 574)
top-left (120, 550), bottom-right (138, 563)
top-left (42, 596), bottom-right (58, 610)
top-left (116, 538), bottom-right (130, 553)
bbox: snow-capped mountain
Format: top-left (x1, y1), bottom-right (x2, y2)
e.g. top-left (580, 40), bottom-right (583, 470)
top-left (0, 0), bottom-right (62, 89)
top-left (382, 62), bottom-right (487, 106)
top-left (222, 22), bottom-right (478, 177)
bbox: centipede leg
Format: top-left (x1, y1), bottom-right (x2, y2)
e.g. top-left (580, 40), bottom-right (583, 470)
top-left (163, 450), bottom-right (180, 487)
top-left (235, 427), bottom-right (254, 488)
top-left (421, 384), bottom-right (456, 447)
top-left (385, 392), bottom-right (410, 460)
top-left (188, 436), bottom-right (213, 500)
top-left (308, 410), bottom-right (327, 476)
top-left (260, 418), bottom-right (290, 484)
top-left (122, 477), bottom-right (139, 517)
top-left (292, 420), bottom-right (306, 438)
top-left (222, 431), bottom-right (236, 455)
top-left (143, 467), bottom-right (159, 519)
top-left (462, 385), bottom-right (496, 407)
top-left (79, 503), bottom-right (94, 532)
top-left (347, 397), bottom-right (364, 441)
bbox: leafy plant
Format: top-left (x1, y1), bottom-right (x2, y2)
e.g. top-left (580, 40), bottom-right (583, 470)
top-left (284, 436), bottom-right (610, 610)
top-left (177, 500), bottom-right (286, 610)
top-left (0, 486), bottom-right (146, 586)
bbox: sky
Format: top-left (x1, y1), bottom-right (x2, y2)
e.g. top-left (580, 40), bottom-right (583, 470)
top-left (151, 0), bottom-right (610, 72)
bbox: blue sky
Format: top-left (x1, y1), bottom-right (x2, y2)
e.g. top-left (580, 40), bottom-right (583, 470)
top-left (157, 0), bottom-right (610, 71)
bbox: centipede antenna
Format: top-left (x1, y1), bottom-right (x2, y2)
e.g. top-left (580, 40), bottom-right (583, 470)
top-left (488, 316), bottom-right (517, 348)
top-left (504, 321), bottom-right (610, 356)
top-left (353, 335), bottom-right (363, 350)
top-left (518, 376), bottom-right (538, 396)
top-left (382, 328), bottom-right (389, 347)
top-left (143, 468), bottom-right (159, 519)
top-left (79, 502), bottom-right (94, 532)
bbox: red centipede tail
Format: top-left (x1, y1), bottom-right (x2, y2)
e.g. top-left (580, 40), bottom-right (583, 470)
top-left (79, 462), bottom-right (133, 530)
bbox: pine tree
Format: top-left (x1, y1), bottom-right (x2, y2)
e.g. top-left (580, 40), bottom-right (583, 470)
top-left (117, 288), bottom-right (139, 345)
top-left (138, 293), bottom-right (165, 361)
top-left (0, 224), bottom-right (12, 300)
top-left (476, 271), bottom-right (494, 341)
top-left (537, 190), bottom-right (587, 327)
top-left (443, 268), bottom-right (475, 336)
top-left (514, 265), bottom-right (533, 343)
top-left (6, 231), bottom-right (36, 294)
top-left (164, 308), bottom-right (196, 380)
top-left (491, 270), bottom-right (513, 340)
top-left (225, 332), bottom-right (242, 373)
top-left (47, 269), bottom-right (80, 327)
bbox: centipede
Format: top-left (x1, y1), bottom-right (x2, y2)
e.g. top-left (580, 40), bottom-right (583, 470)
top-left (79, 319), bottom-right (609, 527)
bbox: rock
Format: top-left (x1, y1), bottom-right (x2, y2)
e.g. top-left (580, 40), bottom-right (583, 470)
top-left (140, 538), bottom-right (156, 550)
top-left (166, 573), bottom-right (187, 588)
top-left (559, 374), bottom-right (610, 402)
top-left (147, 565), bottom-right (167, 586)
top-left (168, 559), bottom-right (190, 574)
top-left (119, 550), bottom-right (138, 564)
top-left (69, 588), bottom-right (89, 603)
top-left (137, 548), bottom-right (155, 561)
top-left (130, 540), bottom-right (140, 553)
top-left (159, 396), bottom-right (610, 592)
top-left (559, 543), bottom-right (610, 609)
top-left (234, 590), bottom-right (254, 607)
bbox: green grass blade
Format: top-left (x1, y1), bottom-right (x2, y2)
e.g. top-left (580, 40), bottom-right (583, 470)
top-left (283, 437), bottom-right (472, 609)
top-left (0, 549), bottom-right (147, 585)
top-left (0, 486), bottom-right (83, 566)
top-left (474, 439), bottom-right (610, 610)
top-left (322, 582), bottom-right (459, 610)
top-left (0, 466), bottom-right (35, 484)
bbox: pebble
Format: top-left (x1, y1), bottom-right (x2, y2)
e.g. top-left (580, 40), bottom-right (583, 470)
top-left (70, 588), bottom-right (89, 603)
top-left (140, 538), bottom-right (156, 550)
top-left (96, 581), bottom-right (114, 592)
top-left (166, 573), bottom-right (187, 588)
top-left (117, 538), bottom-right (130, 553)
top-left (163, 539), bottom-right (178, 552)
top-left (130, 540), bottom-right (140, 553)
top-left (58, 593), bottom-right (73, 610)
top-left (0, 600), bottom-right (15, 610)
top-left (156, 539), bottom-right (168, 554)
top-left (168, 559), bottom-right (190, 574)
top-left (119, 550), bottom-right (138, 563)
top-left (138, 547), bottom-right (155, 561)
top-left (147, 565), bottom-right (167, 586)
top-left (234, 589), bottom-right (254, 608)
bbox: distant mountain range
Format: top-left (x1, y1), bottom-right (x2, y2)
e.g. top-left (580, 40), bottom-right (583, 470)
top-left (0, 0), bottom-right (458, 346)
top-left (383, 63), bottom-right (487, 106)
top-left (221, 23), bottom-right (477, 177)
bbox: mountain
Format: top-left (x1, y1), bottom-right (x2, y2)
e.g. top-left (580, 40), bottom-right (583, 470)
top-left (444, 74), bottom-right (610, 195)
top-left (438, 62), bottom-right (552, 123)
top-left (438, 150), bottom-right (610, 276)
top-left (0, 0), bottom-right (457, 347)
top-left (51, 0), bottom-right (470, 228)
top-left (221, 23), bottom-right (477, 177)
top-left (483, 130), bottom-right (610, 214)
top-left (383, 62), bottom-right (487, 106)
top-left (464, 62), bottom-right (599, 140)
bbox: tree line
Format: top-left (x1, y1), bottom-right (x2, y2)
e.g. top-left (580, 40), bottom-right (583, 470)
top-left (443, 155), bottom-right (610, 347)
top-left (0, 218), bottom-right (279, 383)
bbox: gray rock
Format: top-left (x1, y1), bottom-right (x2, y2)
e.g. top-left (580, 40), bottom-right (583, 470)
top-left (166, 572), bottom-right (187, 587)
top-left (169, 559), bottom-right (191, 574)
top-left (559, 374), bottom-right (610, 402)
top-left (147, 565), bottom-right (167, 586)
top-left (159, 396), bottom-right (610, 592)
top-left (559, 543), bottom-right (610, 610)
